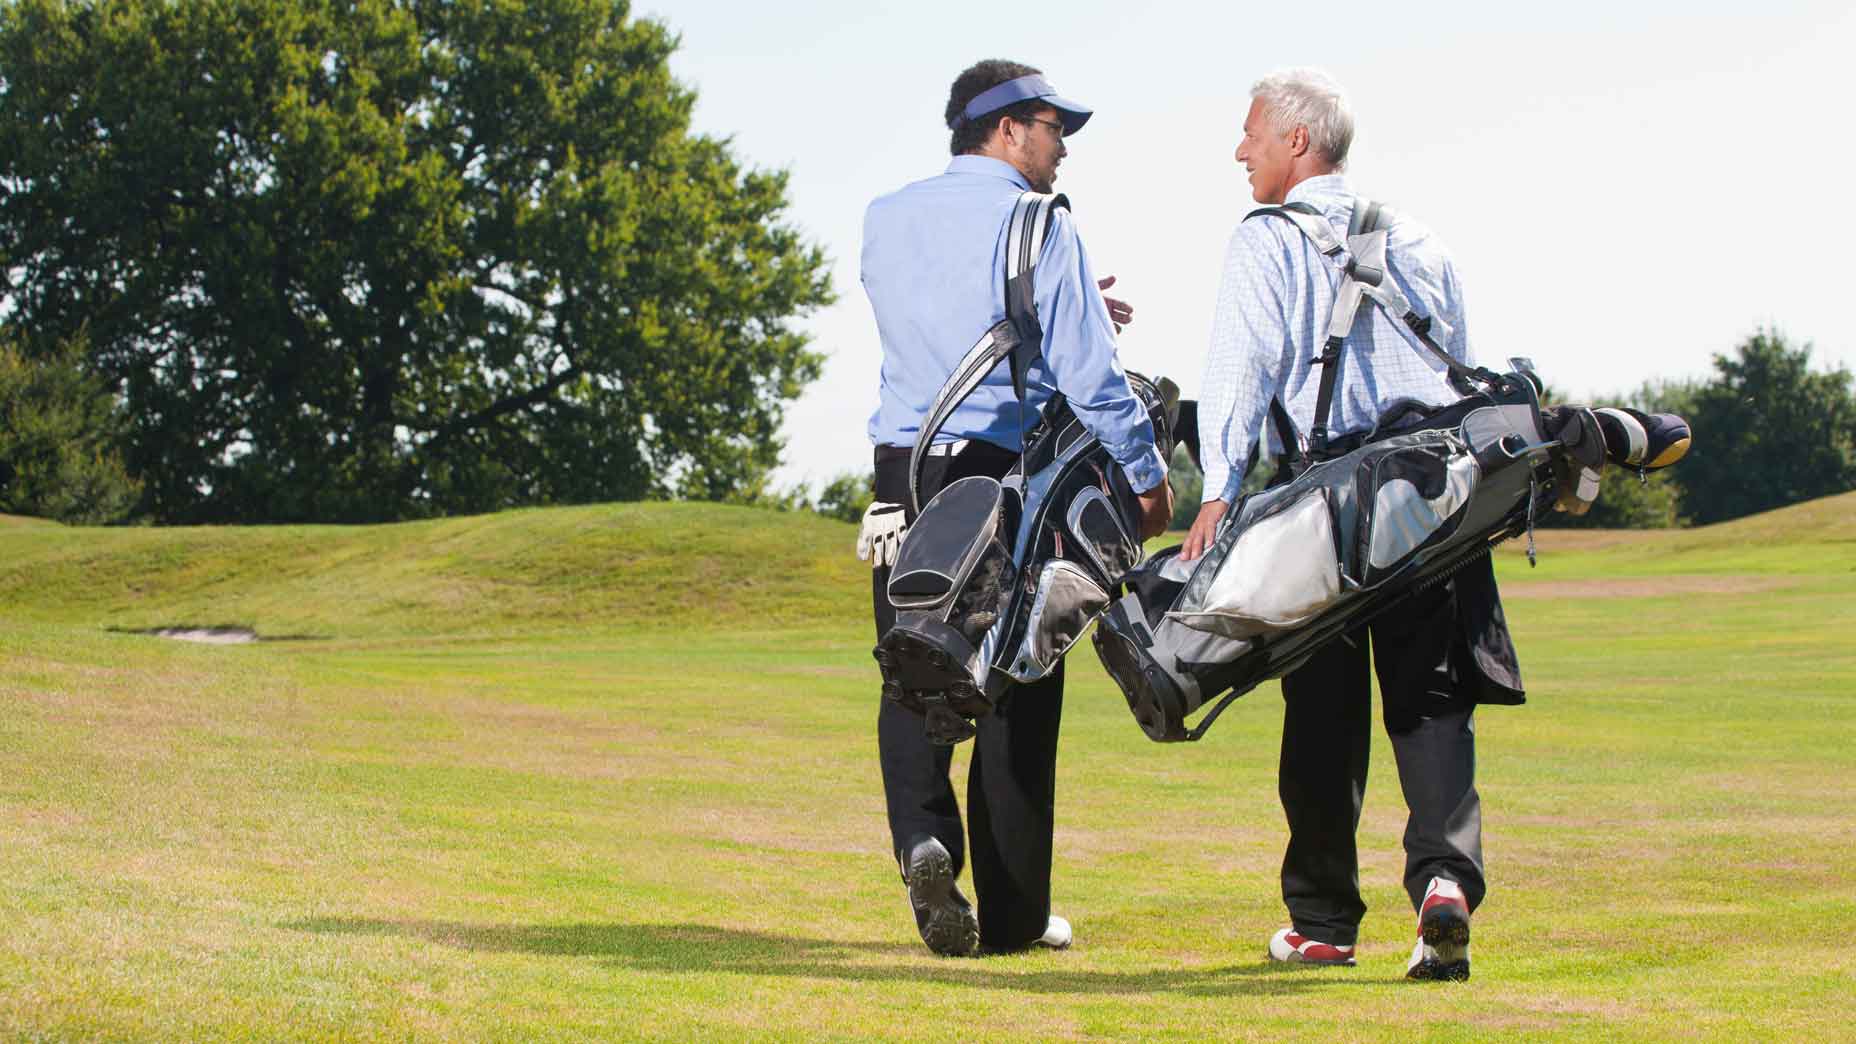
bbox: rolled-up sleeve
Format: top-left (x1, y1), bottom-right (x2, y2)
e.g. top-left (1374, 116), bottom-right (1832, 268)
top-left (1031, 210), bottom-right (1167, 492)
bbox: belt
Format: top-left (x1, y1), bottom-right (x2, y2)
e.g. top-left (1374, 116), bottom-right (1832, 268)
top-left (875, 439), bottom-right (970, 464)
top-left (1309, 430), bottom-right (1370, 461)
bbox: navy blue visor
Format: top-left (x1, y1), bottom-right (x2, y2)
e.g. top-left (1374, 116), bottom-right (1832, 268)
top-left (951, 74), bottom-right (1092, 135)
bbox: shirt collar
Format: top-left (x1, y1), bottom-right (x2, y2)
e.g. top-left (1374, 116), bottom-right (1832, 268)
top-left (946, 154), bottom-right (1031, 190)
top-left (1284, 173), bottom-right (1351, 206)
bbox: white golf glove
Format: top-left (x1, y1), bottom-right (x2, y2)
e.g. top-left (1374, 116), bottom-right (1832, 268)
top-left (855, 501), bottom-right (907, 569)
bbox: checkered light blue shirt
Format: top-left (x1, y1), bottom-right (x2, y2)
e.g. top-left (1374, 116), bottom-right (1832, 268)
top-left (1198, 174), bottom-right (1473, 503)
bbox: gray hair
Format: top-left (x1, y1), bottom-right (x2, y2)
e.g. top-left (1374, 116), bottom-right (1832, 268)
top-left (1250, 68), bottom-right (1354, 169)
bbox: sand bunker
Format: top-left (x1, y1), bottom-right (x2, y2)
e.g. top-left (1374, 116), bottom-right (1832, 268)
top-left (151, 627), bottom-right (260, 645)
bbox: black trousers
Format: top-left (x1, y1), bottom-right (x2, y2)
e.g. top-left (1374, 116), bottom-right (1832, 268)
top-left (1277, 578), bottom-right (1485, 947)
top-left (871, 442), bottom-right (1063, 952)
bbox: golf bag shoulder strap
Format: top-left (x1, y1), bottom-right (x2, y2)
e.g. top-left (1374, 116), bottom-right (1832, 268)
top-left (1244, 200), bottom-right (1352, 459)
top-left (1247, 197), bottom-right (1499, 456)
top-left (1003, 191), bottom-right (1070, 390)
top-left (1247, 201), bottom-right (1343, 256)
top-left (1266, 397), bottom-right (1301, 473)
top-left (1348, 197), bottom-right (1386, 238)
top-left (907, 190), bottom-right (1071, 512)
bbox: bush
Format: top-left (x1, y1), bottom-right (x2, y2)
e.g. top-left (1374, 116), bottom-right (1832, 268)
top-left (816, 471), bottom-right (874, 525)
top-left (0, 335), bottom-right (141, 524)
top-left (1166, 445), bottom-right (1203, 530)
top-left (1672, 329), bottom-right (1854, 525)
top-left (1544, 467), bottom-right (1685, 529)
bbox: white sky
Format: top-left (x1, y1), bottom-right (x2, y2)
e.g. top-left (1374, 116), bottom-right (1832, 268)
top-left (650, 0), bottom-right (1856, 490)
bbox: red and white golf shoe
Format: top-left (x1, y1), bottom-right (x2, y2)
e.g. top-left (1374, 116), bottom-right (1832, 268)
top-left (1406, 876), bottom-right (1471, 981)
top-left (1267, 927), bottom-right (1357, 966)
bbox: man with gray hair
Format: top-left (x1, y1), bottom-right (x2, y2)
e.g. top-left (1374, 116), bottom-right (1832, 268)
top-left (1184, 67), bottom-right (1515, 981)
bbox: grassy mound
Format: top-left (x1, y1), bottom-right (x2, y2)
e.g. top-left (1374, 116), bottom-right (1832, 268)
top-left (6, 489), bottom-right (1852, 639)
top-left (0, 502), bottom-right (866, 638)
top-left (1671, 488), bottom-right (1856, 546)
top-left (1491, 489), bottom-right (1856, 582)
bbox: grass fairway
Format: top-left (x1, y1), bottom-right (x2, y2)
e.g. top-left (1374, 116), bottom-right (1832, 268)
top-left (2, 497), bottom-right (1852, 1041)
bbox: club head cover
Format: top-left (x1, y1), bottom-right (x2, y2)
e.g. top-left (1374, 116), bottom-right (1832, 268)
top-left (1543, 406), bottom-right (1604, 515)
top-left (1594, 408), bottom-right (1691, 470)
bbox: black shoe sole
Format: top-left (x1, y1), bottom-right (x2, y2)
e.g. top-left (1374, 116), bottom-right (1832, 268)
top-left (1407, 957), bottom-right (1470, 982)
top-left (875, 628), bottom-right (989, 746)
top-left (906, 841), bottom-right (978, 958)
top-left (1091, 603), bottom-right (1190, 743)
top-left (1420, 904), bottom-right (1470, 948)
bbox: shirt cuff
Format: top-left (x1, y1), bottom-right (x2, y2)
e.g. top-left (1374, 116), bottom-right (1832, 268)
top-left (1120, 445), bottom-right (1168, 495)
top-left (1200, 461), bottom-right (1230, 505)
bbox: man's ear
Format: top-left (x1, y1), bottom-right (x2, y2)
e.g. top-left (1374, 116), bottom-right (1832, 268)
top-left (995, 114), bottom-right (1023, 149)
top-left (1288, 124), bottom-right (1310, 158)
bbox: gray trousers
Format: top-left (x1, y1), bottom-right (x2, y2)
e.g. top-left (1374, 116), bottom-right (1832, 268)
top-left (1277, 579), bottom-right (1485, 947)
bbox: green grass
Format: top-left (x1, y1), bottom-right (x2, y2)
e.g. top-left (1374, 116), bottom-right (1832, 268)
top-left (2, 495), bottom-right (1852, 1040)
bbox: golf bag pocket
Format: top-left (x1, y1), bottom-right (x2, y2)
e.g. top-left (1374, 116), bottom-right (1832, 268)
top-left (1065, 485), bottom-right (1139, 585)
top-left (1013, 559), bottom-right (1110, 680)
top-left (1166, 489), bottom-right (1341, 639)
top-left (1355, 437), bottom-right (1479, 588)
top-left (888, 476), bottom-right (1015, 639)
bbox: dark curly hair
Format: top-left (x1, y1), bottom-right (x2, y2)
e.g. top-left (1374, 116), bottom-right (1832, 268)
top-left (945, 59), bottom-right (1048, 156)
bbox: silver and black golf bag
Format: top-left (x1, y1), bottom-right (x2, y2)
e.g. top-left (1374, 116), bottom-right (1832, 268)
top-left (1091, 197), bottom-right (1691, 743)
top-left (1095, 370), bottom-right (1571, 742)
top-left (873, 190), bottom-right (1178, 745)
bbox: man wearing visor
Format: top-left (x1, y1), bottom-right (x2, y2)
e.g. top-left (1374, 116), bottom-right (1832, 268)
top-left (857, 59), bottom-right (1172, 956)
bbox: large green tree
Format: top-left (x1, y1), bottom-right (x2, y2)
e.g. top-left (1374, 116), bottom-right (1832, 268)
top-left (1674, 329), bottom-right (1854, 525)
top-left (0, 0), bottom-right (830, 522)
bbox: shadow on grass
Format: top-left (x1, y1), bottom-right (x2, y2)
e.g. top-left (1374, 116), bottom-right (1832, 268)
top-left (284, 918), bottom-right (1392, 995)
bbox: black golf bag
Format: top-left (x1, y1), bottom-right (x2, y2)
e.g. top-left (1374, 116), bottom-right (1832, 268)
top-left (873, 190), bottom-right (1178, 745)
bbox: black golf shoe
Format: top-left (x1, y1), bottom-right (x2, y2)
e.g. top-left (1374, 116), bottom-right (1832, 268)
top-left (903, 836), bottom-right (978, 957)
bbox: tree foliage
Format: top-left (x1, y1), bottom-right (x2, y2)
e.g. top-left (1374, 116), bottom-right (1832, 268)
top-left (0, 0), bottom-right (831, 522)
top-left (1543, 466), bottom-right (1686, 529)
top-left (1672, 329), bottom-right (1855, 525)
top-left (1167, 434), bottom-right (1272, 531)
top-left (1166, 444), bottom-right (1202, 530)
top-left (0, 332), bottom-right (141, 523)
top-left (814, 470), bottom-right (873, 525)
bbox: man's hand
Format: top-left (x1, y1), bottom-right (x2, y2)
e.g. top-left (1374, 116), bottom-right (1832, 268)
top-left (1135, 478), bottom-right (1174, 541)
top-left (1180, 498), bottom-right (1229, 561)
top-left (1097, 275), bottom-right (1133, 333)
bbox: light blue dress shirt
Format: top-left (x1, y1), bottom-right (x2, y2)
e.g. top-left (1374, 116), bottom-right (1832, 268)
top-left (862, 155), bottom-right (1166, 493)
top-left (1198, 174), bottom-right (1473, 504)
